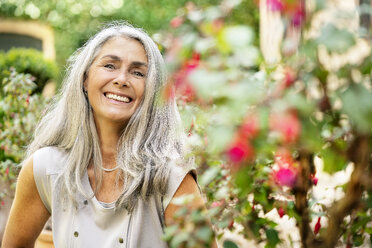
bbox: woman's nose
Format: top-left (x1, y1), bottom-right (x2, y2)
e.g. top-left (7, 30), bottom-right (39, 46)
top-left (113, 72), bottom-right (129, 87)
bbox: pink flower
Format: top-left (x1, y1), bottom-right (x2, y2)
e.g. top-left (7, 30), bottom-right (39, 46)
top-left (212, 19), bottom-right (224, 33)
top-left (211, 201), bottom-right (223, 208)
top-left (272, 149), bottom-right (298, 188)
top-left (1, 201), bottom-right (4, 207)
top-left (314, 217), bottom-right (321, 234)
top-left (274, 148), bottom-right (294, 167)
top-left (267, 0), bottom-right (284, 12)
top-left (291, 8), bottom-right (305, 27)
top-left (227, 141), bottom-right (254, 164)
top-left (274, 167), bottom-right (297, 187)
top-left (270, 110), bottom-right (301, 143)
top-left (170, 16), bottom-right (184, 28)
top-left (5, 167), bottom-right (9, 176)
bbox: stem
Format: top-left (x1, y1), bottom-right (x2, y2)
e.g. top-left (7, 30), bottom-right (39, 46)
top-left (320, 135), bottom-right (369, 247)
top-left (294, 151), bottom-right (315, 248)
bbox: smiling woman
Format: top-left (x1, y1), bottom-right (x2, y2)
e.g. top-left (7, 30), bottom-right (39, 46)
top-left (84, 36), bottom-right (147, 129)
top-left (2, 22), bottom-right (212, 247)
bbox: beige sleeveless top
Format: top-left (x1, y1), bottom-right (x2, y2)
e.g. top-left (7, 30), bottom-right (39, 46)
top-left (33, 146), bottom-right (195, 248)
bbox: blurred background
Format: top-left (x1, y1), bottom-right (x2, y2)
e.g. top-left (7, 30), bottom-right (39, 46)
top-left (1, 0), bottom-right (372, 247)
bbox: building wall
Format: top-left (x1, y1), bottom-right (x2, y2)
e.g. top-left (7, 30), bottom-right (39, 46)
top-left (0, 19), bottom-right (55, 60)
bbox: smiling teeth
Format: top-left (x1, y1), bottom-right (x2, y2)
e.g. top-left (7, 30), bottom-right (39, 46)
top-left (106, 93), bottom-right (130, 103)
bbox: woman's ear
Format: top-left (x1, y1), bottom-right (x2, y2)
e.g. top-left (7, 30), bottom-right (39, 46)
top-left (83, 70), bottom-right (88, 87)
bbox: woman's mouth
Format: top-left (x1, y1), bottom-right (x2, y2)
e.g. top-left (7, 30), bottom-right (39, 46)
top-left (104, 93), bottom-right (132, 103)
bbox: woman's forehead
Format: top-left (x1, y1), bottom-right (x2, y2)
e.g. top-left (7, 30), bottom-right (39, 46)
top-left (96, 36), bottom-right (147, 62)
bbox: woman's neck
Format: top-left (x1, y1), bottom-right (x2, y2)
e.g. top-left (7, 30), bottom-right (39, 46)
top-left (94, 118), bottom-right (125, 169)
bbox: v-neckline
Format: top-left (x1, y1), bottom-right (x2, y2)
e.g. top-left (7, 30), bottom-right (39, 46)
top-left (82, 170), bottom-right (116, 210)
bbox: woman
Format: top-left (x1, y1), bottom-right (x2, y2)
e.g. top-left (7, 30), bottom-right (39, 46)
top-left (3, 22), bottom-right (206, 247)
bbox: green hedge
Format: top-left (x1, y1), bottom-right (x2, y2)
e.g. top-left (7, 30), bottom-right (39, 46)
top-left (0, 48), bottom-right (58, 93)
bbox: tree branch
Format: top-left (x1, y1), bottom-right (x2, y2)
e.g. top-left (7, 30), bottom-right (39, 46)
top-left (320, 135), bottom-right (370, 248)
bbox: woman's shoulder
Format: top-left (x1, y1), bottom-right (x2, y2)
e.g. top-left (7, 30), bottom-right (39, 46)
top-left (168, 161), bottom-right (197, 184)
top-left (33, 146), bottom-right (67, 174)
top-left (162, 161), bottom-right (198, 210)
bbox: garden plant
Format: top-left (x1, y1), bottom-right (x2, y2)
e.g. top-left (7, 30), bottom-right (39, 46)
top-left (0, 68), bottom-right (49, 206)
top-left (160, 1), bottom-right (372, 247)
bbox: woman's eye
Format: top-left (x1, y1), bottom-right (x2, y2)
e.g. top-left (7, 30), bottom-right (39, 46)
top-left (104, 64), bottom-right (115, 69)
top-left (133, 71), bottom-right (145, 78)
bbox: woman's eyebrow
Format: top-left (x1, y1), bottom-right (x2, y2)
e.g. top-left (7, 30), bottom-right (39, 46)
top-left (131, 61), bottom-right (148, 68)
top-left (100, 54), bottom-right (147, 67)
top-left (100, 54), bottom-right (121, 61)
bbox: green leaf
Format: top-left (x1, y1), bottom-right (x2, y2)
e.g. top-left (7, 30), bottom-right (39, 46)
top-left (316, 24), bottom-right (356, 53)
top-left (162, 225), bottom-right (178, 241)
top-left (353, 233), bottom-right (364, 246)
top-left (223, 240), bottom-right (239, 248)
top-left (206, 125), bottom-right (234, 153)
top-left (265, 228), bottom-right (280, 247)
top-left (170, 232), bottom-right (189, 248)
top-left (340, 84), bottom-right (372, 134)
top-left (320, 148), bottom-right (347, 173)
top-left (200, 167), bottom-right (220, 187)
top-left (189, 69), bottom-right (227, 99)
top-left (235, 166), bottom-right (253, 195)
top-left (195, 226), bottom-right (213, 242)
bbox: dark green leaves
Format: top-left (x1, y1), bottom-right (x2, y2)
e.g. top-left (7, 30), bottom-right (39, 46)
top-left (340, 84), bottom-right (372, 134)
top-left (223, 240), bottom-right (239, 248)
top-left (316, 24), bottom-right (356, 53)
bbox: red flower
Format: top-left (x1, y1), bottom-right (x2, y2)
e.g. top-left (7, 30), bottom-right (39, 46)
top-left (173, 51), bottom-right (201, 102)
top-left (187, 120), bottom-right (194, 136)
top-left (227, 140), bottom-right (254, 164)
top-left (314, 217), bottom-right (321, 234)
top-left (270, 110), bottom-right (301, 143)
top-left (239, 113), bottom-right (260, 139)
top-left (283, 67), bottom-right (296, 88)
top-left (1, 201), bottom-right (4, 207)
top-left (163, 81), bottom-right (175, 101)
top-left (312, 177), bottom-right (318, 186)
top-left (26, 96), bottom-right (30, 104)
top-left (5, 167), bottom-right (9, 176)
top-left (170, 16), bottom-right (184, 28)
top-left (278, 207), bottom-right (285, 218)
top-left (228, 219), bottom-right (234, 230)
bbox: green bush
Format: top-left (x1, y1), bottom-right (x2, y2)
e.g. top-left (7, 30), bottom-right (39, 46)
top-left (0, 69), bottom-right (49, 196)
top-left (0, 48), bottom-right (58, 93)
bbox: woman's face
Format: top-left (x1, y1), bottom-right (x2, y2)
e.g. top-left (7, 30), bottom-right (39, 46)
top-left (84, 36), bottom-right (148, 128)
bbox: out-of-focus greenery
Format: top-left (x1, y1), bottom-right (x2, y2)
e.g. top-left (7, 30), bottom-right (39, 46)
top-left (0, 0), bottom-right (259, 85)
top-left (160, 0), bottom-right (372, 247)
top-left (0, 69), bottom-right (49, 198)
top-left (0, 48), bottom-right (58, 93)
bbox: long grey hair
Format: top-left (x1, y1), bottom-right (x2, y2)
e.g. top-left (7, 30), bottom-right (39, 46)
top-left (26, 22), bottom-right (187, 211)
